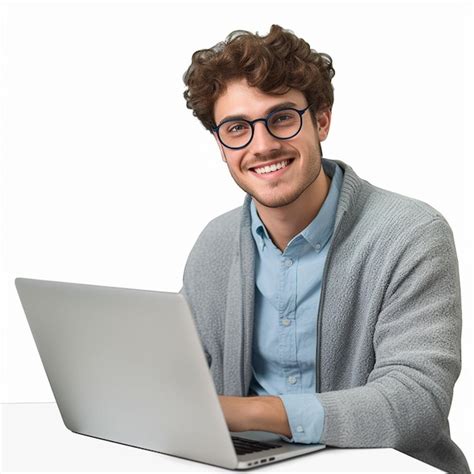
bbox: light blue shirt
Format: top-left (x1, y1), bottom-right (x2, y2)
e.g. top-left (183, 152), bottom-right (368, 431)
top-left (249, 161), bottom-right (343, 444)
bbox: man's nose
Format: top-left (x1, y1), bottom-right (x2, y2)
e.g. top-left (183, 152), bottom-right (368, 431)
top-left (250, 120), bottom-right (281, 154)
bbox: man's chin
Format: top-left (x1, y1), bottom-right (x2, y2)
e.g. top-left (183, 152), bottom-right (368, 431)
top-left (251, 191), bottom-right (302, 209)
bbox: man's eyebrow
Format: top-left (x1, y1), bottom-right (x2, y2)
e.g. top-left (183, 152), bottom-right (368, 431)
top-left (217, 101), bottom-right (299, 125)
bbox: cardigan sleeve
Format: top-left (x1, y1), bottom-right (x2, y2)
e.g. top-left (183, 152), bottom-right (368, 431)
top-left (316, 217), bottom-right (462, 453)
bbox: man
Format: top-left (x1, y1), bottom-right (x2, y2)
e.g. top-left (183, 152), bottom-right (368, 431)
top-left (180, 24), bottom-right (470, 473)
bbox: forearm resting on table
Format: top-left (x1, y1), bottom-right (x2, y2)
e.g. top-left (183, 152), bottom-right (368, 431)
top-left (218, 395), bottom-right (292, 438)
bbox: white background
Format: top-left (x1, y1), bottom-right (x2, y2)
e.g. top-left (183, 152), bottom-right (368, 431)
top-left (1, 0), bottom-right (472, 469)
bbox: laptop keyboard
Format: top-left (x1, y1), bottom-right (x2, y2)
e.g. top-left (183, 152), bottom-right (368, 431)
top-left (231, 436), bottom-right (283, 455)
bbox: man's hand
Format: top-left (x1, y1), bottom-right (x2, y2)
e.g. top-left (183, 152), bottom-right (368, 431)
top-left (218, 395), bottom-right (292, 438)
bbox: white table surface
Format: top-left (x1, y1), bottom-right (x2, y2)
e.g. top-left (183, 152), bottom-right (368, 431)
top-left (1, 402), bottom-right (442, 472)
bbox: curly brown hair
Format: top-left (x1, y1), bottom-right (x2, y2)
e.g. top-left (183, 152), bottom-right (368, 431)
top-left (182, 24), bottom-right (335, 133)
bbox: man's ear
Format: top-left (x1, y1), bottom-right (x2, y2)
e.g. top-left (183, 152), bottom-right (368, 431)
top-left (213, 132), bottom-right (227, 162)
top-left (316, 108), bottom-right (332, 142)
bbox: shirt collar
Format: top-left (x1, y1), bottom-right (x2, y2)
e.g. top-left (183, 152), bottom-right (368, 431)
top-left (250, 199), bottom-right (269, 251)
top-left (250, 161), bottom-right (343, 253)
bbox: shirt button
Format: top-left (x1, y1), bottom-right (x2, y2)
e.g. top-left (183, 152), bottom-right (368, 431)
top-left (284, 258), bottom-right (293, 267)
top-left (288, 376), bottom-right (297, 385)
top-left (315, 243), bottom-right (321, 251)
top-left (296, 425), bottom-right (304, 433)
top-left (282, 319), bottom-right (291, 327)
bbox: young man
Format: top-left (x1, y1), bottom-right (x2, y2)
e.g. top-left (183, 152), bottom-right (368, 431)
top-left (180, 25), bottom-right (469, 472)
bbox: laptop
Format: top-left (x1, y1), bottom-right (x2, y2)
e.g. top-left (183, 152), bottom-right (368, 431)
top-left (15, 277), bottom-right (326, 470)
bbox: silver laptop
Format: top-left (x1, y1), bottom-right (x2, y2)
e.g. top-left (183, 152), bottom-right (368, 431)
top-left (15, 277), bottom-right (325, 470)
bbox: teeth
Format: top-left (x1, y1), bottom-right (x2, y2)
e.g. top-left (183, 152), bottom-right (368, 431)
top-left (255, 160), bottom-right (290, 175)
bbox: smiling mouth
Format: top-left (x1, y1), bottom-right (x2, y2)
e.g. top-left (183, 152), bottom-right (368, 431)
top-left (250, 158), bottom-right (294, 175)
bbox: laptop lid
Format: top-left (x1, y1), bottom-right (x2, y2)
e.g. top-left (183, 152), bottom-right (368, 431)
top-left (15, 277), bottom-right (239, 469)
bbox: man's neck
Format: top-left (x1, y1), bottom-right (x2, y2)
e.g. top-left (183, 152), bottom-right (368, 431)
top-left (254, 168), bottom-right (331, 252)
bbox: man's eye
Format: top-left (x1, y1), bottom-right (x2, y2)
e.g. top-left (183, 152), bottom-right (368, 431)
top-left (228, 123), bottom-right (249, 133)
top-left (275, 114), bottom-right (291, 122)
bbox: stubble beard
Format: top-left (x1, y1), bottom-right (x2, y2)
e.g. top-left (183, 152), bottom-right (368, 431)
top-left (228, 152), bottom-right (323, 209)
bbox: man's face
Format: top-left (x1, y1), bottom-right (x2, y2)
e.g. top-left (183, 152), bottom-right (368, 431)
top-left (213, 78), bottom-right (330, 209)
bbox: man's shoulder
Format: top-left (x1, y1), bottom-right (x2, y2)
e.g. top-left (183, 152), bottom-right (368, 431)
top-left (203, 205), bottom-right (243, 236)
top-left (184, 204), bottom-right (243, 270)
top-left (195, 205), bottom-right (243, 250)
top-left (365, 183), bottom-right (446, 222)
top-left (357, 179), bottom-right (454, 245)
top-left (335, 160), bottom-right (449, 229)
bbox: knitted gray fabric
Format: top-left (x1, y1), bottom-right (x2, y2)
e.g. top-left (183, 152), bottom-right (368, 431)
top-left (180, 158), bottom-right (470, 473)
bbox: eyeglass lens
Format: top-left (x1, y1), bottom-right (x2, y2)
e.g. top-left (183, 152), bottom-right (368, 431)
top-left (218, 109), bottom-right (302, 149)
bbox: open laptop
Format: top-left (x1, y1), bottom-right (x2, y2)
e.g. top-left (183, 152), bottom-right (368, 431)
top-left (15, 277), bottom-right (325, 470)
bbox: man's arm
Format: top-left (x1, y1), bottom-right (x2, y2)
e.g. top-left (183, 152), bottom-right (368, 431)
top-left (314, 216), bottom-right (462, 452)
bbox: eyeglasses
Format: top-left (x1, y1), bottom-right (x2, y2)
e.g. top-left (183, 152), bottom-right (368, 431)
top-left (212, 104), bottom-right (312, 150)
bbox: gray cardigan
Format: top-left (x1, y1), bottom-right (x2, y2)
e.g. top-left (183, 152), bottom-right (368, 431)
top-left (181, 159), bottom-right (469, 473)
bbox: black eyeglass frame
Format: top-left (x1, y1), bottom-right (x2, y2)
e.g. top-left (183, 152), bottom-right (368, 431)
top-left (211, 104), bottom-right (312, 150)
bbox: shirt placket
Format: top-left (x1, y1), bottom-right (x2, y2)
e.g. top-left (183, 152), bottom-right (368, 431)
top-left (278, 245), bottom-right (300, 394)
